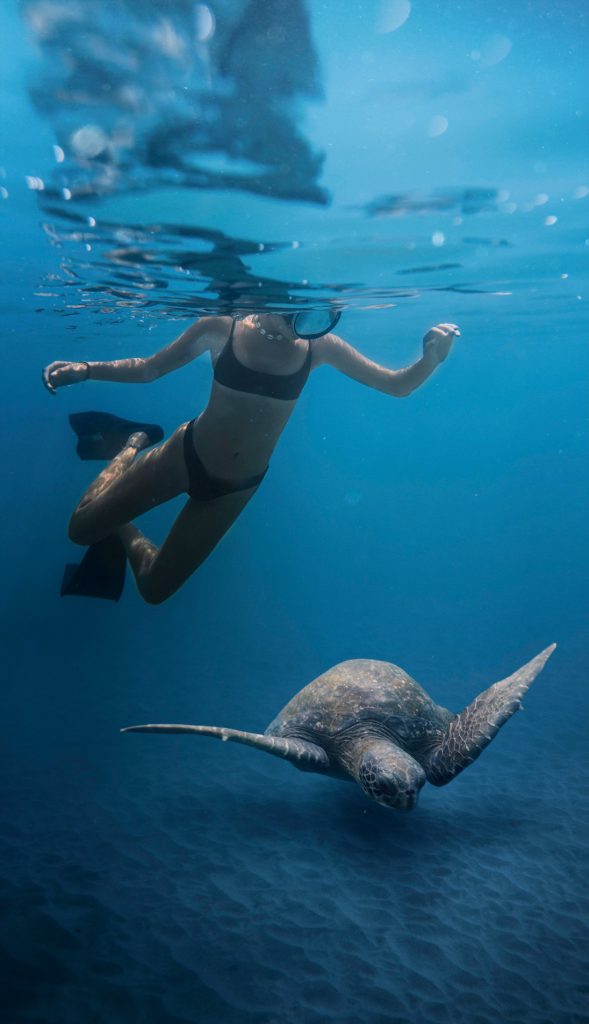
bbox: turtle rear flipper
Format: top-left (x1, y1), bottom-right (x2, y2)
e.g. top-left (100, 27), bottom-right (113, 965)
top-left (122, 723), bottom-right (330, 773)
top-left (425, 644), bottom-right (556, 787)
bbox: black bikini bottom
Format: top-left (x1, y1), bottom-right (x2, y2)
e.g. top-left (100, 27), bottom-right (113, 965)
top-left (183, 419), bottom-right (267, 501)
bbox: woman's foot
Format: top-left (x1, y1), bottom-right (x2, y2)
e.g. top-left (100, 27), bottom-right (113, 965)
top-left (126, 431), bottom-right (151, 452)
top-left (73, 431), bottom-right (149, 517)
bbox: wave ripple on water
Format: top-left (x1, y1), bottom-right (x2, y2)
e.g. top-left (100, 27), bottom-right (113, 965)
top-left (21, 0), bottom-right (587, 322)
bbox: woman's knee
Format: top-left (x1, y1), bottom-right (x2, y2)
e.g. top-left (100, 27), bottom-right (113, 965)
top-left (139, 580), bottom-right (174, 605)
top-left (68, 511), bottom-right (92, 546)
top-left (135, 563), bottom-right (184, 605)
top-left (68, 508), bottom-right (104, 546)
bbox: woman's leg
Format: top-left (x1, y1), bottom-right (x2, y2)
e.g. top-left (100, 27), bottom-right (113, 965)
top-left (117, 486), bottom-right (258, 604)
top-left (68, 424), bottom-right (190, 546)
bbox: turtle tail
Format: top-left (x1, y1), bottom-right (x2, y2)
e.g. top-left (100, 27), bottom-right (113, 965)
top-left (121, 723), bottom-right (330, 771)
top-left (424, 644), bottom-right (556, 787)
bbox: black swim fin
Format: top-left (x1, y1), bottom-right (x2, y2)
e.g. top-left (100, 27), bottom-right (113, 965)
top-left (61, 535), bottom-right (127, 601)
top-left (69, 411), bottom-right (164, 460)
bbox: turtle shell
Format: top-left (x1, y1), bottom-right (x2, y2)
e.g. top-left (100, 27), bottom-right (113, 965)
top-left (265, 659), bottom-right (453, 751)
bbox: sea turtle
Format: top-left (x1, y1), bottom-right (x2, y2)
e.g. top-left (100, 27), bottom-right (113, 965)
top-left (122, 644), bottom-right (555, 811)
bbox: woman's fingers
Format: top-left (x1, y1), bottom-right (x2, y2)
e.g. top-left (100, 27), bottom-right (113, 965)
top-left (437, 322), bottom-right (461, 336)
top-left (41, 361), bottom-right (66, 393)
top-left (42, 366), bottom-right (56, 394)
top-left (42, 360), bottom-right (71, 394)
top-left (423, 323), bottom-right (461, 363)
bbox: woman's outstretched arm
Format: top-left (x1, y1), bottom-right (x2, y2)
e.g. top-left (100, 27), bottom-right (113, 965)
top-left (42, 316), bottom-right (229, 394)
top-left (313, 322), bottom-right (460, 397)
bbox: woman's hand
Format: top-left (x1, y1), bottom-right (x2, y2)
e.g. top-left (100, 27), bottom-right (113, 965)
top-left (422, 323), bottom-right (461, 365)
top-left (42, 360), bottom-right (89, 394)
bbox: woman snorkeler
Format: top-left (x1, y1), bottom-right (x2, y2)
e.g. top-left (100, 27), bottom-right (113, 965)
top-left (43, 310), bottom-right (460, 604)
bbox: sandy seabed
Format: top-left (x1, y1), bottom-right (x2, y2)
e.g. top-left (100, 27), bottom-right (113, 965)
top-left (1, 704), bottom-right (587, 1024)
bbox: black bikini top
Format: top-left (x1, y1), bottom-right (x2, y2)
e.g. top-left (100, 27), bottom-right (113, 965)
top-left (213, 319), bottom-right (312, 401)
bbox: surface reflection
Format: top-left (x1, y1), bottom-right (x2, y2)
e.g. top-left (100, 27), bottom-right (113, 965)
top-left (22, 0), bottom-right (326, 204)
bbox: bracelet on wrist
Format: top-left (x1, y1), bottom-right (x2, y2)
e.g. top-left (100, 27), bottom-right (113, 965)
top-left (80, 361), bottom-right (90, 380)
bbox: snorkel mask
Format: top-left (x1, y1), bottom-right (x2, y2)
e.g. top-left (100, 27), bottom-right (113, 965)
top-left (288, 309), bottom-right (341, 339)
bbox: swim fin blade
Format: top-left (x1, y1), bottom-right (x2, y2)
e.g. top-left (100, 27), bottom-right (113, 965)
top-left (61, 536), bottom-right (127, 601)
top-left (69, 411), bottom-right (164, 460)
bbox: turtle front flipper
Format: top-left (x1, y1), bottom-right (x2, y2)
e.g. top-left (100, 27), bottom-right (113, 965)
top-left (424, 644), bottom-right (556, 787)
top-left (121, 723), bottom-right (330, 772)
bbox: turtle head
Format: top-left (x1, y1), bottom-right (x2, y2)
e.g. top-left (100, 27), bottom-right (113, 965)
top-left (356, 740), bottom-right (426, 811)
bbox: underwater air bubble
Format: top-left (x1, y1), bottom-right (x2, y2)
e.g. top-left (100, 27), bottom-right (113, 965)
top-left (427, 115), bottom-right (448, 138)
top-left (476, 34), bottom-right (513, 67)
top-left (195, 4), bottom-right (215, 42)
top-left (376, 0), bottom-right (411, 34)
top-left (70, 125), bottom-right (109, 159)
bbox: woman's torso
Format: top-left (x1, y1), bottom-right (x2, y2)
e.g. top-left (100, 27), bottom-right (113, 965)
top-left (193, 318), bottom-right (314, 479)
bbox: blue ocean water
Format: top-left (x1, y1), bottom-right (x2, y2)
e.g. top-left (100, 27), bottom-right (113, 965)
top-left (1, 1), bottom-right (588, 1022)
